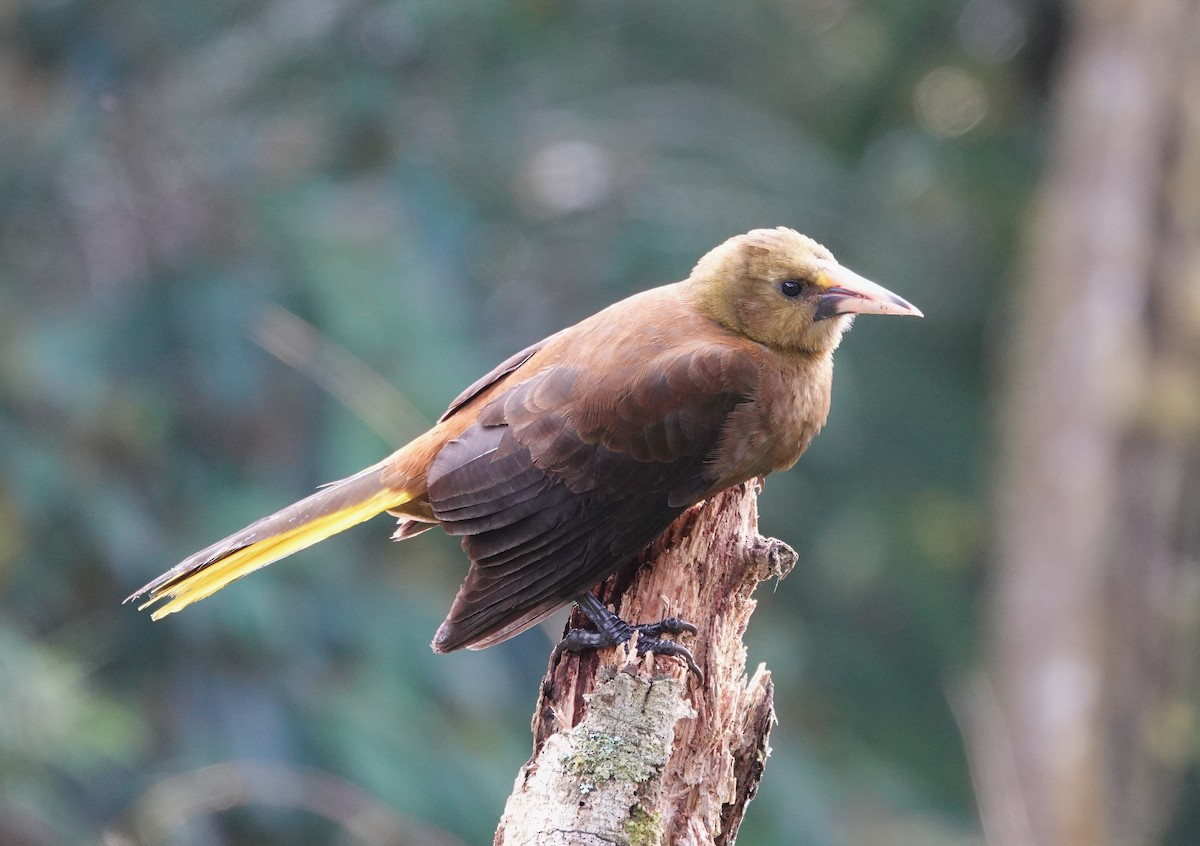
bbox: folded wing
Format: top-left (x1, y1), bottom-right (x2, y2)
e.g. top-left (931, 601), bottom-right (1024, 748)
top-left (428, 341), bottom-right (760, 652)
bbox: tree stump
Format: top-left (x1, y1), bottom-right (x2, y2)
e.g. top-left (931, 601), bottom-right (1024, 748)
top-left (493, 481), bottom-right (795, 846)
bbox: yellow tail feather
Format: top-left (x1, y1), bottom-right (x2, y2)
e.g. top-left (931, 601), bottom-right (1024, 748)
top-left (133, 482), bottom-right (414, 619)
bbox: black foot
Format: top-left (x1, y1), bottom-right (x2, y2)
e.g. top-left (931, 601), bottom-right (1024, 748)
top-left (551, 592), bottom-right (703, 680)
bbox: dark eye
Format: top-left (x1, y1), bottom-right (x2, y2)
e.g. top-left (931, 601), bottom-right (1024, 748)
top-left (780, 279), bottom-right (803, 298)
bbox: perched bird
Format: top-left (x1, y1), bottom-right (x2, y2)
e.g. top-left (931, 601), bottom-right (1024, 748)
top-left (128, 227), bottom-right (920, 673)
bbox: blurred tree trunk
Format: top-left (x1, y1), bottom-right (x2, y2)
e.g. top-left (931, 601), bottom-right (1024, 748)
top-left (965, 1), bottom-right (1200, 845)
top-left (493, 483), bottom-right (794, 846)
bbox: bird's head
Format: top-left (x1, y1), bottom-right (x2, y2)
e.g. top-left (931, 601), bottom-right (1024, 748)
top-left (687, 227), bottom-right (922, 354)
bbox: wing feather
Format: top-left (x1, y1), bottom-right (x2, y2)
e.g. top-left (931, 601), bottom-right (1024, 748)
top-left (428, 339), bottom-right (761, 652)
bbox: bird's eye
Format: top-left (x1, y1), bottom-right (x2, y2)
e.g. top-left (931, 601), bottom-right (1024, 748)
top-left (780, 279), bottom-right (803, 298)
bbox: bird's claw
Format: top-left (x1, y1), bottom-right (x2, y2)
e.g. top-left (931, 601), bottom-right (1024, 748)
top-left (632, 616), bottom-right (699, 638)
top-left (632, 634), bottom-right (703, 680)
top-left (553, 596), bottom-right (704, 681)
top-left (552, 627), bottom-right (703, 681)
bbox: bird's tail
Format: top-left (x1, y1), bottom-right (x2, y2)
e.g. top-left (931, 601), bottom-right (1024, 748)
top-left (126, 463), bottom-right (415, 620)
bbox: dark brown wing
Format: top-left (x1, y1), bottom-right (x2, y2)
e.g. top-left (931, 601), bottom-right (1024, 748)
top-left (437, 338), bottom-right (548, 423)
top-left (428, 341), bottom-right (760, 652)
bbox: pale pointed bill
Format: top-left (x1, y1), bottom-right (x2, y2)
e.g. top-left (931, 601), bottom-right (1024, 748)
top-left (814, 258), bottom-right (923, 318)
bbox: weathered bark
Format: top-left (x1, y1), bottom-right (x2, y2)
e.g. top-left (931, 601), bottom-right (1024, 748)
top-left (493, 482), bottom-right (794, 846)
top-left (964, 1), bottom-right (1200, 845)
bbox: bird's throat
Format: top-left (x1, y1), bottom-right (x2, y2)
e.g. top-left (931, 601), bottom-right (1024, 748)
top-left (801, 313), bottom-right (854, 354)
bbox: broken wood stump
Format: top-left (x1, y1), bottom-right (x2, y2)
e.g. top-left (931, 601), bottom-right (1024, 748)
top-left (494, 481), bottom-right (796, 846)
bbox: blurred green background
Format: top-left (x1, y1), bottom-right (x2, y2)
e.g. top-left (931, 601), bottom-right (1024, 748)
top-left (2, 0), bottom-right (1173, 844)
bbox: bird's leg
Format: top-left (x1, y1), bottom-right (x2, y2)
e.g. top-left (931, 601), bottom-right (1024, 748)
top-left (552, 592), bottom-right (703, 679)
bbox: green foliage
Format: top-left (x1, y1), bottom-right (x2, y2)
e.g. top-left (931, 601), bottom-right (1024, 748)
top-left (0, 0), bottom-right (1074, 843)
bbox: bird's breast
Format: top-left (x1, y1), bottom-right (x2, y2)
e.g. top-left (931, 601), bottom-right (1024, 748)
top-left (707, 351), bottom-right (834, 488)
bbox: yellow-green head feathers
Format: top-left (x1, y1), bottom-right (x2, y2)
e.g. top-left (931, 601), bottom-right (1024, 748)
top-left (686, 227), bottom-right (848, 354)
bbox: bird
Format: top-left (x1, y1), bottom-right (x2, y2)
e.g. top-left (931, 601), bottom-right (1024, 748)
top-left (127, 227), bottom-right (921, 674)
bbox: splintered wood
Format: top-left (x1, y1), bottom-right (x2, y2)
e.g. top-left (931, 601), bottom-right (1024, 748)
top-left (493, 481), bottom-right (795, 846)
